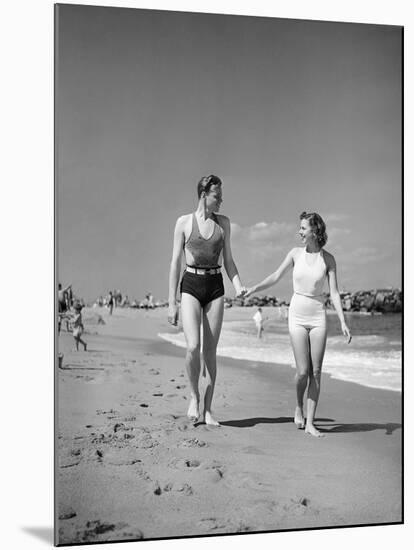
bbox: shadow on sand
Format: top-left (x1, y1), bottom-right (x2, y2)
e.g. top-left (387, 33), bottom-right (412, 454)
top-left (215, 418), bottom-right (401, 435)
top-left (318, 422), bottom-right (401, 435)
top-left (220, 416), bottom-right (334, 428)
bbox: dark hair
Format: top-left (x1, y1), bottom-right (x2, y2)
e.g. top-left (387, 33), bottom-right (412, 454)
top-left (197, 175), bottom-right (222, 199)
top-left (300, 211), bottom-right (328, 247)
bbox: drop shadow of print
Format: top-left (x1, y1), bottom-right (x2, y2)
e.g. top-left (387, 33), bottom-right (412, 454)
top-left (21, 527), bottom-right (54, 544)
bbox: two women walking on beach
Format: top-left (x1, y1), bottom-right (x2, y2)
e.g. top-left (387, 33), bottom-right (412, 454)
top-left (168, 177), bottom-right (351, 435)
top-left (168, 175), bottom-right (246, 426)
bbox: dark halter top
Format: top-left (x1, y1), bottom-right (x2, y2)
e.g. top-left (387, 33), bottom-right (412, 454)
top-left (184, 213), bottom-right (225, 269)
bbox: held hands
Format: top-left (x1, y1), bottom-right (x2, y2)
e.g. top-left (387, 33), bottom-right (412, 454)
top-left (168, 304), bottom-right (179, 326)
top-left (243, 286), bottom-right (256, 298)
top-left (341, 322), bottom-right (352, 344)
top-left (235, 286), bottom-right (247, 298)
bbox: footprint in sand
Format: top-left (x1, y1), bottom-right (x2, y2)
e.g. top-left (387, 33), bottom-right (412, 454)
top-left (59, 450), bottom-right (82, 469)
top-left (198, 518), bottom-right (228, 531)
top-left (96, 409), bottom-right (119, 417)
top-left (168, 457), bottom-right (202, 470)
top-left (199, 518), bottom-right (250, 533)
top-left (113, 422), bottom-right (130, 433)
top-left (199, 461), bottom-right (225, 482)
top-left (179, 438), bottom-right (207, 448)
top-left (234, 522), bottom-right (252, 533)
top-left (156, 413), bottom-right (179, 422)
top-left (103, 448), bottom-right (142, 466)
top-left (153, 482), bottom-right (193, 496)
top-left (282, 497), bottom-right (319, 518)
top-left (133, 433), bottom-right (159, 449)
top-left (153, 482), bottom-right (162, 495)
top-left (176, 420), bottom-right (192, 432)
top-left (58, 505), bottom-right (77, 520)
top-left (73, 520), bottom-right (144, 543)
top-left (176, 483), bottom-right (193, 495)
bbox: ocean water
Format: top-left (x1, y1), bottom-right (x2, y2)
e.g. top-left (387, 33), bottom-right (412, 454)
top-left (159, 312), bottom-right (402, 392)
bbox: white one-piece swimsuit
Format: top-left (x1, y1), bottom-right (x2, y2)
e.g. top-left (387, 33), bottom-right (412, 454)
top-left (288, 248), bottom-right (327, 331)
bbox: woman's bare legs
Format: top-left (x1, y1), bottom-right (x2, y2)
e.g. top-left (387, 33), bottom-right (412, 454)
top-left (306, 326), bottom-right (327, 437)
top-left (202, 296), bottom-right (224, 426)
top-left (181, 293), bottom-right (202, 421)
top-left (289, 325), bottom-right (311, 429)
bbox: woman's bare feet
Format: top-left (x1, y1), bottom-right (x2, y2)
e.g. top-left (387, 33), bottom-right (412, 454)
top-left (204, 411), bottom-right (220, 427)
top-left (294, 406), bottom-right (305, 429)
top-left (187, 397), bottom-right (200, 422)
top-left (305, 424), bottom-right (324, 437)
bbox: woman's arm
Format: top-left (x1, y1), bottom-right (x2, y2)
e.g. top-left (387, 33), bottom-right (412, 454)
top-left (245, 249), bottom-right (295, 296)
top-left (220, 216), bottom-right (245, 296)
top-left (325, 252), bottom-right (352, 343)
top-left (168, 216), bottom-right (185, 325)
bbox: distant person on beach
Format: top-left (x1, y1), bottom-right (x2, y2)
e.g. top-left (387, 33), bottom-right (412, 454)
top-left (71, 302), bottom-right (87, 351)
top-left (168, 175), bottom-right (246, 426)
top-left (107, 291), bottom-right (114, 315)
top-left (245, 212), bottom-right (351, 438)
top-left (67, 286), bottom-right (74, 309)
top-left (58, 283), bottom-right (71, 333)
top-left (253, 307), bottom-right (265, 339)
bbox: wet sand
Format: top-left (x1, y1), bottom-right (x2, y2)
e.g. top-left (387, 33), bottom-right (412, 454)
top-left (55, 306), bottom-right (402, 545)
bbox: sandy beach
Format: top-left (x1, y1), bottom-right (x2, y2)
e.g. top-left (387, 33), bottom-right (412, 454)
top-left (55, 306), bottom-right (402, 545)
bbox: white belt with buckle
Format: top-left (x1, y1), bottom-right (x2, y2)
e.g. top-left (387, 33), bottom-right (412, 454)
top-left (186, 266), bottom-right (221, 275)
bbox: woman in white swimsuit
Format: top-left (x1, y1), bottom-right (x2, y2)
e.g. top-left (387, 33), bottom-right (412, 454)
top-left (245, 212), bottom-right (351, 437)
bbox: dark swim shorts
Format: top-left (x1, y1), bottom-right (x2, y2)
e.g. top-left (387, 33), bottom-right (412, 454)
top-left (180, 271), bottom-right (224, 308)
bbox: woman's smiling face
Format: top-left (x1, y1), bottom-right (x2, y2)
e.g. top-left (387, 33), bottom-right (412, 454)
top-left (298, 218), bottom-right (314, 244)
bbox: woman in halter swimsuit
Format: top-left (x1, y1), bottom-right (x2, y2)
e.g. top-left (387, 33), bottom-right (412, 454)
top-left (168, 175), bottom-right (246, 426)
top-left (245, 212), bottom-right (351, 437)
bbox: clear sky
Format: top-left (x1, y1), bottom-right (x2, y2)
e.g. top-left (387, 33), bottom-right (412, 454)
top-left (56, 4), bottom-right (402, 302)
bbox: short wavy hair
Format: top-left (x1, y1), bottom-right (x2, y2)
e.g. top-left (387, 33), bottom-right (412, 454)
top-left (197, 175), bottom-right (222, 198)
top-left (300, 211), bottom-right (328, 247)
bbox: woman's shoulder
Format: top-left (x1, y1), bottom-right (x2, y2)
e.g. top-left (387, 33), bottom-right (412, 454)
top-left (214, 212), bottom-right (229, 223)
top-left (321, 248), bottom-right (336, 267)
top-left (289, 247), bottom-right (302, 259)
top-left (175, 213), bottom-right (193, 228)
top-left (214, 213), bottom-right (230, 229)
